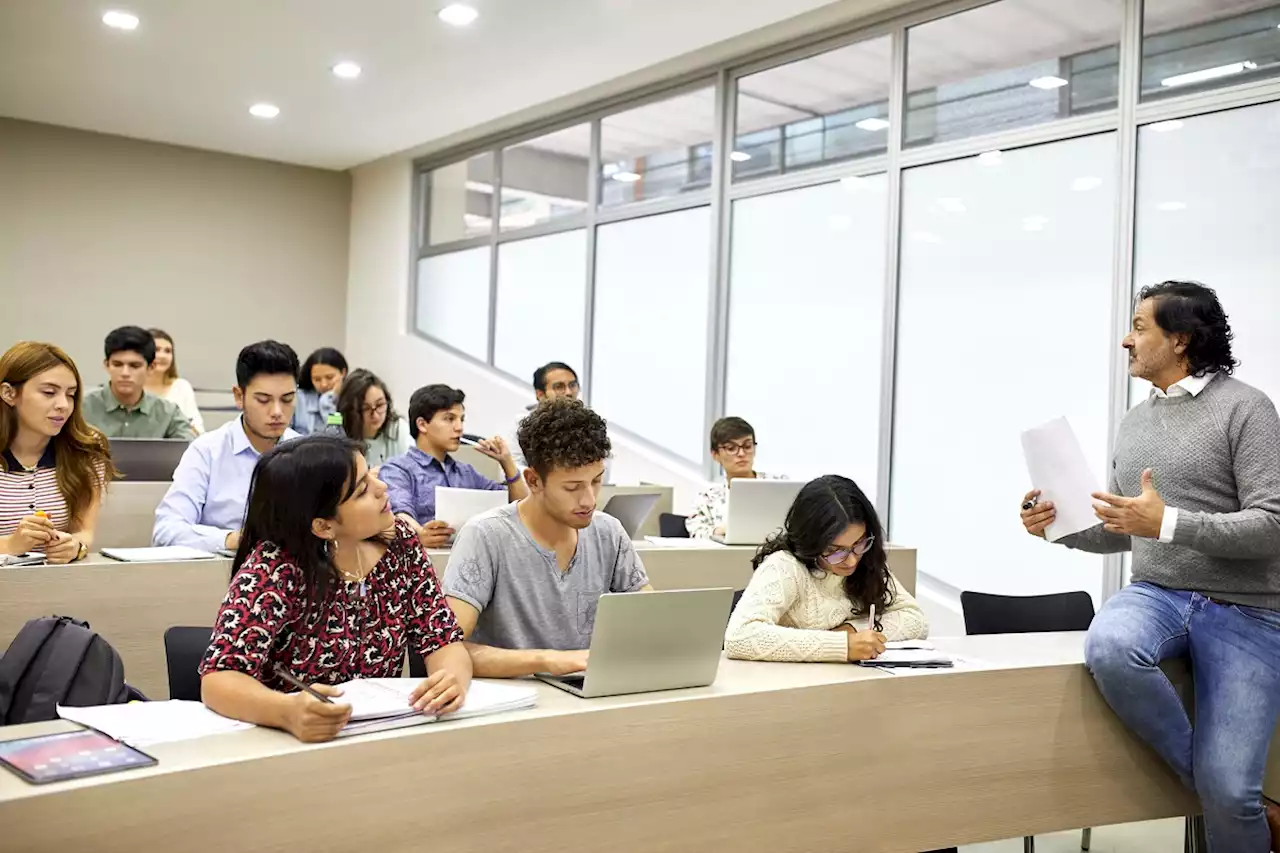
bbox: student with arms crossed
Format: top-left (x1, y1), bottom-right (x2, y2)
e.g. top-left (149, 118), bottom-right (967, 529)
top-left (335, 369), bottom-right (408, 468)
top-left (80, 325), bottom-right (193, 439)
top-left (444, 398), bottom-right (651, 678)
top-left (200, 434), bottom-right (470, 743)
top-left (381, 384), bottom-right (527, 549)
top-left (153, 341), bottom-right (302, 551)
top-left (687, 416), bottom-right (784, 539)
top-left (1020, 282), bottom-right (1280, 852)
top-left (726, 475), bottom-right (927, 662)
top-left (0, 342), bottom-right (116, 562)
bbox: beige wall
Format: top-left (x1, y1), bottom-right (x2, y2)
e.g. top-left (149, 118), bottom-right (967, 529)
top-left (0, 118), bottom-right (351, 390)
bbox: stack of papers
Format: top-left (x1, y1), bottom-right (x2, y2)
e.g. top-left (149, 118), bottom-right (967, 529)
top-left (335, 679), bottom-right (538, 738)
top-left (641, 536), bottom-right (725, 549)
top-left (57, 700), bottom-right (254, 746)
top-left (100, 546), bottom-right (217, 562)
top-left (857, 648), bottom-right (955, 668)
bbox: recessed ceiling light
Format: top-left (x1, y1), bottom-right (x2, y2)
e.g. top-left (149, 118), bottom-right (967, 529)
top-left (1149, 119), bottom-right (1184, 133)
top-left (1072, 176), bottom-right (1103, 192)
top-left (1029, 76), bottom-right (1069, 89)
top-left (438, 4), bottom-right (479, 26)
top-left (612, 171), bottom-right (642, 183)
top-left (249, 103), bottom-right (280, 119)
top-left (1157, 201), bottom-right (1187, 212)
top-left (729, 151), bottom-right (752, 162)
top-left (977, 150), bottom-right (1004, 166)
top-left (854, 117), bottom-right (890, 132)
top-left (102, 10), bottom-right (139, 30)
top-left (332, 61), bottom-right (362, 79)
top-left (1160, 61), bottom-right (1257, 88)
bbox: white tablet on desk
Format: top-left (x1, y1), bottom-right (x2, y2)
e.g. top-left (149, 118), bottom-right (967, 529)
top-left (434, 487), bottom-right (509, 532)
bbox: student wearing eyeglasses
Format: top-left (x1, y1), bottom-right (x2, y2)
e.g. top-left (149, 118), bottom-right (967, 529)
top-left (686, 416), bottom-right (784, 539)
top-left (335, 369), bottom-right (409, 468)
top-left (725, 475), bottom-right (928, 663)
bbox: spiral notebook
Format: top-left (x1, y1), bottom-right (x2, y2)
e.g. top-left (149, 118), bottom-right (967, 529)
top-left (334, 679), bottom-right (537, 737)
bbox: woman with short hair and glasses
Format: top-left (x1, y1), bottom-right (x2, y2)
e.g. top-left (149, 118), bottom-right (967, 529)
top-left (686, 416), bottom-right (785, 539)
top-left (725, 475), bottom-right (928, 663)
top-left (335, 369), bottom-right (408, 468)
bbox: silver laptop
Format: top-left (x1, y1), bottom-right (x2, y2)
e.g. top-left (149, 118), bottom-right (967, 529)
top-left (600, 492), bottom-right (661, 538)
top-left (109, 438), bottom-right (190, 481)
top-left (536, 588), bottom-right (734, 698)
top-left (713, 479), bottom-right (805, 545)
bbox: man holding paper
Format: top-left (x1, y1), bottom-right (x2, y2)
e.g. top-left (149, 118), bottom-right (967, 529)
top-left (1020, 281), bottom-right (1280, 853)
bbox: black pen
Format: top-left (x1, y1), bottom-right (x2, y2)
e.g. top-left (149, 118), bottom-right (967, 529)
top-left (272, 663), bottom-right (334, 704)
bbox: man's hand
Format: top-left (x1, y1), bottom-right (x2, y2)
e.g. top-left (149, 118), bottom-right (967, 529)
top-left (225, 530), bottom-right (241, 551)
top-left (541, 650), bottom-right (589, 675)
top-left (474, 435), bottom-right (512, 463)
top-left (418, 520), bottom-right (455, 549)
top-left (1019, 490), bottom-right (1056, 539)
top-left (1092, 469), bottom-right (1165, 539)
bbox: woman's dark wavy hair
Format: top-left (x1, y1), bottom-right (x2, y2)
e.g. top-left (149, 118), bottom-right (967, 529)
top-left (752, 475), bottom-right (893, 630)
top-left (335, 368), bottom-right (399, 444)
top-left (1138, 281), bottom-right (1237, 377)
top-left (232, 434), bottom-right (362, 617)
top-left (297, 347), bottom-right (348, 392)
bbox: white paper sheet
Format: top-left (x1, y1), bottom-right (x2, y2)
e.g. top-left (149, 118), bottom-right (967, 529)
top-left (641, 536), bottom-right (726, 549)
top-left (58, 700), bottom-right (254, 745)
top-left (1020, 417), bottom-right (1100, 542)
top-left (434, 487), bottom-right (509, 532)
top-left (99, 546), bottom-right (217, 562)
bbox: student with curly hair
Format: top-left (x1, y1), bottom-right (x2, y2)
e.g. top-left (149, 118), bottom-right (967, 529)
top-left (443, 398), bottom-right (651, 678)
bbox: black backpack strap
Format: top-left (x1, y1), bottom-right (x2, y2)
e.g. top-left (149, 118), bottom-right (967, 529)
top-left (0, 618), bottom-right (60, 723)
top-left (28, 620), bottom-right (96, 717)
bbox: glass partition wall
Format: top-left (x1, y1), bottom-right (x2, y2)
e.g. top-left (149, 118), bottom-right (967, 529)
top-left (413, 0), bottom-right (1280, 602)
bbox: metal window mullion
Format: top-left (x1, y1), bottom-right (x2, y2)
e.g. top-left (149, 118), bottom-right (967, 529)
top-left (1101, 0), bottom-right (1146, 603)
top-left (877, 25), bottom-right (908, 526)
top-left (582, 120), bottom-right (602, 404)
top-left (703, 68), bottom-right (735, 481)
top-left (486, 149), bottom-right (502, 366)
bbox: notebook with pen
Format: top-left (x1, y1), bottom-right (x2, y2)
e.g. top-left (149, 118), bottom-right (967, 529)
top-left (333, 679), bottom-right (538, 737)
top-left (856, 648), bottom-right (955, 668)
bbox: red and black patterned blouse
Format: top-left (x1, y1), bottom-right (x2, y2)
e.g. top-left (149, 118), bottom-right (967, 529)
top-left (199, 518), bottom-right (463, 691)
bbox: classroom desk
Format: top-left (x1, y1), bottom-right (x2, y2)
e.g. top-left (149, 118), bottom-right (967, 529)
top-left (0, 633), bottom-right (1199, 853)
top-left (95, 480), bottom-right (170, 549)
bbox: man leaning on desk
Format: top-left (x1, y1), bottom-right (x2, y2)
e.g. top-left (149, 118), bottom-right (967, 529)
top-left (1021, 281), bottom-right (1280, 853)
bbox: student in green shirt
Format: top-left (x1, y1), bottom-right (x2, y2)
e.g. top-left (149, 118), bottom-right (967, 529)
top-left (335, 369), bottom-right (409, 468)
top-left (80, 326), bottom-right (193, 440)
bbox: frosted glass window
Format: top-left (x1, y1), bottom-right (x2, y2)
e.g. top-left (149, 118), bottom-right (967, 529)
top-left (1134, 101), bottom-right (1280, 409)
top-left (493, 230), bottom-right (588, 386)
top-left (892, 134), bottom-right (1118, 600)
top-left (415, 248), bottom-right (491, 360)
top-left (725, 176), bottom-right (888, 494)
top-left (592, 208), bottom-right (711, 461)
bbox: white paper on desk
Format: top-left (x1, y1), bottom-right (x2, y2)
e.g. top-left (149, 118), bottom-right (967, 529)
top-left (641, 536), bottom-right (726, 549)
top-left (99, 546), bottom-right (217, 562)
top-left (57, 700), bottom-right (254, 746)
top-left (1020, 417), bottom-right (1100, 543)
top-left (434, 487), bottom-right (509, 532)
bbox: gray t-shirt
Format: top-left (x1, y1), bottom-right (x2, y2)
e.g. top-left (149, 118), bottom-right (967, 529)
top-left (443, 502), bottom-right (649, 650)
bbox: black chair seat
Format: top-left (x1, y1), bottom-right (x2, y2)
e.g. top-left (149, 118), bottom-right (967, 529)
top-left (164, 626), bottom-right (213, 701)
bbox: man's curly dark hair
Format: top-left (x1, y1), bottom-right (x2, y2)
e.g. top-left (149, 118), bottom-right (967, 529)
top-left (517, 398), bottom-right (611, 477)
top-left (1138, 280), bottom-right (1237, 377)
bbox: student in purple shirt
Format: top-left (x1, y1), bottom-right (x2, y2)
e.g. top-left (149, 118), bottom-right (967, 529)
top-left (380, 384), bottom-right (527, 549)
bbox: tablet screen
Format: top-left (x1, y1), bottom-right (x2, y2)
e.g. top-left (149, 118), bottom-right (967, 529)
top-left (0, 729), bottom-right (156, 784)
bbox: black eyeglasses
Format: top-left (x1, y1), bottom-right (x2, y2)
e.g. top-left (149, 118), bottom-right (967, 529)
top-left (820, 535), bottom-right (875, 566)
top-left (716, 439), bottom-right (756, 456)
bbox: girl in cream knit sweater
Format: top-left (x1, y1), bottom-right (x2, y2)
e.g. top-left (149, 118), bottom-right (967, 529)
top-left (725, 474), bottom-right (928, 663)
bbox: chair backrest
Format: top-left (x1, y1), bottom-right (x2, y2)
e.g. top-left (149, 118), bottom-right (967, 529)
top-left (164, 626), bottom-right (213, 701)
top-left (658, 513), bottom-right (690, 538)
top-left (960, 591), bottom-right (1095, 636)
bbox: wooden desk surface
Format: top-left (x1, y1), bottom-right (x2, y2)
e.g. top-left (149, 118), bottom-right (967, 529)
top-left (0, 633), bottom-right (1195, 853)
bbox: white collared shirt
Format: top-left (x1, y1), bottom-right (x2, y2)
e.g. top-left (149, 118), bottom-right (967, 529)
top-left (1150, 373), bottom-right (1215, 542)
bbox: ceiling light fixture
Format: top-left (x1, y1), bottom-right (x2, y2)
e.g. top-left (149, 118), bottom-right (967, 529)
top-left (438, 4), bottom-right (479, 26)
top-left (977, 150), bottom-right (1003, 166)
top-left (1072, 176), bottom-right (1102, 192)
top-left (249, 103), bottom-right (281, 119)
top-left (1161, 61), bottom-right (1257, 88)
top-left (1149, 119), bottom-right (1184, 133)
top-left (102, 10), bottom-right (139, 30)
top-left (854, 117), bottom-right (890, 132)
top-left (611, 171), bottom-right (642, 183)
top-left (730, 151), bottom-right (752, 162)
top-left (1157, 201), bottom-right (1187, 212)
top-left (1029, 76), bottom-right (1068, 89)
top-left (332, 61), bottom-right (362, 79)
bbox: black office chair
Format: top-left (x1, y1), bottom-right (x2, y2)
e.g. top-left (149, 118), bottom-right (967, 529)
top-left (164, 626), bottom-right (213, 702)
top-left (959, 591), bottom-right (1095, 853)
top-left (407, 650), bottom-right (428, 679)
top-left (658, 513), bottom-right (690, 538)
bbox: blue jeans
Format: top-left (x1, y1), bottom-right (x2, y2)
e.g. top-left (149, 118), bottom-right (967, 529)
top-left (1085, 582), bottom-right (1280, 853)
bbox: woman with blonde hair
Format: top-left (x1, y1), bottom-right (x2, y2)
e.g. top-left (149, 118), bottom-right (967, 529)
top-left (0, 342), bottom-right (117, 562)
top-left (145, 328), bottom-right (204, 434)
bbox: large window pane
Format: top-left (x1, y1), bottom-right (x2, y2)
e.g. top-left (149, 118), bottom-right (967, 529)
top-left (600, 88), bottom-right (714, 207)
top-left (1142, 2), bottom-right (1280, 100)
top-left (592, 208), bottom-right (711, 461)
top-left (1134, 102), bottom-right (1280, 408)
top-left (725, 176), bottom-right (888, 490)
top-left (499, 126), bottom-right (590, 232)
top-left (415, 248), bottom-right (491, 360)
top-left (906, 0), bottom-right (1121, 147)
top-left (494, 230), bottom-right (588, 385)
top-left (426, 153), bottom-right (495, 245)
top-left (892, 135), bottom-right (1118, 600)
top-left (734, 37), bottom-right (892, 181)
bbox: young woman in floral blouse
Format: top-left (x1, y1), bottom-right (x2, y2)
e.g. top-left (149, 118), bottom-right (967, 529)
top-left (686, 416), bottom-right (784, 539)
top-left (199, 434), bottom-right (471, 742)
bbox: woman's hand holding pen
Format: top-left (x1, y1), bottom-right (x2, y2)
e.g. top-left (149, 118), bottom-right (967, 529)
top-left (10, 514), bottom-right (56, 553)
top-left (43, 533), bottom-right (80, 564)
top-left (283, 684), bottom-right (351, 742)
top-left (835, 623), bottom-right (886, 661)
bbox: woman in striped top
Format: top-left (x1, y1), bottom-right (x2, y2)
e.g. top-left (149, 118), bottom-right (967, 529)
top-left (0, 342), bottom-right (116, 562)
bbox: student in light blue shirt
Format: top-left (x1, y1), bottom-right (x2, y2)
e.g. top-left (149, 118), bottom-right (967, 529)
top-left (153, 341), bottom-right (302, 551)
top-left (290, 347), bottom-right (346, 435)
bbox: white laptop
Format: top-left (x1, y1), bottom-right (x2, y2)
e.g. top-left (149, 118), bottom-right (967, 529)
top-left (434, 486), bottom-right (508, 533)
top-left (713, 479), bottom-right (805, 545)
top-left (536, 588), bottom-right (734, 699)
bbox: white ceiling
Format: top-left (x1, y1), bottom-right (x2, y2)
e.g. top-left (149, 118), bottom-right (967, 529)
top-left (0, 0), bottom-right (856, 170)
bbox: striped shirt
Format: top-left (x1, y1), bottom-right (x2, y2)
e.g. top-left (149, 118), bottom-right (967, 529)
top-left (0, 445), bottom-right (68, 538)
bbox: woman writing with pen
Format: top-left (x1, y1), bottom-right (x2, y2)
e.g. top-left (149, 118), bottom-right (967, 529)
top-left (199, 434), bottom-right (472, 742)
top-left (0, 342), bottom-right (115, 563)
